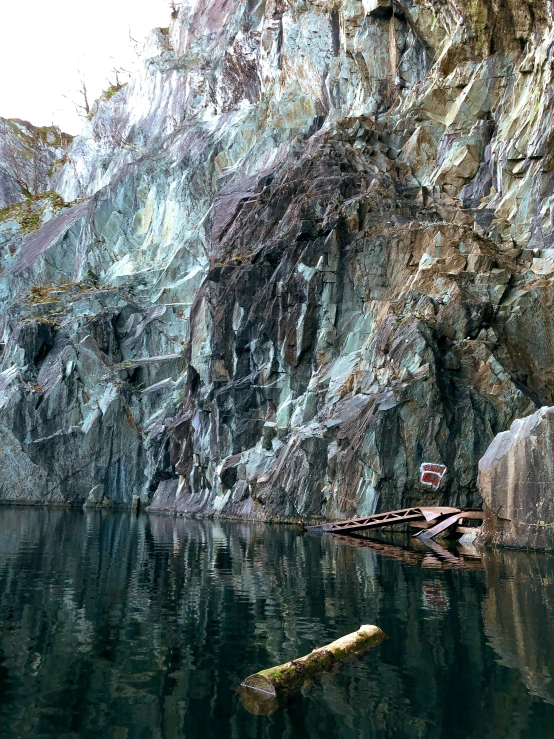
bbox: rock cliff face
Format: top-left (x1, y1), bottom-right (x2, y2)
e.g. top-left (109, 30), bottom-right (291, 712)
top-left (2, 0), bottom-right (554, 518)
top-left (479, 406), bottom-right (554, 550)
top-left (0, 119), bottom-right (71, 208)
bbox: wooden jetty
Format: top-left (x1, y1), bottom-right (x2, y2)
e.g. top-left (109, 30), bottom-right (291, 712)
top-left (307, 506), bottom-right (483, 541)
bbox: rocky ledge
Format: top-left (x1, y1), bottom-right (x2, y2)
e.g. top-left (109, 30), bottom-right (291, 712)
top-left (1, 0), bottom-right (554, 533)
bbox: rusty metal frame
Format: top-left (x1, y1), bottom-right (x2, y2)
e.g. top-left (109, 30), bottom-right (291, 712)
top-left (308, 506), bottom-right (483, 541)
top-left (311, 506), bottom-right (461, 534)
top-left (315, 508), bottom-right (428, 534)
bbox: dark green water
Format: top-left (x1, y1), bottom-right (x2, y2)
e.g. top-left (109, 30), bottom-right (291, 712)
top-left (0, 508), bottom-right (554, 738)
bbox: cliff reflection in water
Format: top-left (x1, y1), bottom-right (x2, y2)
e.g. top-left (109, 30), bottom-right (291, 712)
top-left (483, 549), bottom-right (554, 707)
top-left (0, 507), bottom-right (553, 738)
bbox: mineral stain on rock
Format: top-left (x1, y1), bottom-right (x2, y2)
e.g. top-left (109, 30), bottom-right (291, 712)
top-left (0, 0), bottom-right (554, 528)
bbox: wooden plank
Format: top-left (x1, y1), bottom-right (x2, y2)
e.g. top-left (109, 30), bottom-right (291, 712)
top-left (413, 512), bottom-right (462, 540)
top-left (410, 521), bottom-right (481, 535)
top-left (454, 524), bottom-right (481, 535)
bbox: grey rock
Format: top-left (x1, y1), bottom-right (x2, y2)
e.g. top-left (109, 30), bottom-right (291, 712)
top-left (149, 478), bottom-right (180, 514)
top-left (0, 118), bottom-right (72, 208)
top-left (479, 407), bottom-right (554, 550)
top-left (84, 484), bottom-right (105, 507)
top-left (0, 0), bottom-right (553, 530)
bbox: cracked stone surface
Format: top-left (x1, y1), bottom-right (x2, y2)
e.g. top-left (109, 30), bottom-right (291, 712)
top-left (0, 0), bottom-right (554, 524)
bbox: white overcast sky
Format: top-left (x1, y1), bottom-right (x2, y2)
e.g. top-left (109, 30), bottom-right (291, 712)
top-left (0, 0), bottom-right (171, 135)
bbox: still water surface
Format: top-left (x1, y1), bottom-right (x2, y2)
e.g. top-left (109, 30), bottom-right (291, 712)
top-left (0, 507), bottom-right (553, 738)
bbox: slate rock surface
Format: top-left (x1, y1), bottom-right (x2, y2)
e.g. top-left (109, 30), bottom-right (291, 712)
top-left (479, 407), bottom-right (554, 550)
top-left (0, 0), bottom-right (554, 518)
top-left (0, 119), bottom-right (71, 208)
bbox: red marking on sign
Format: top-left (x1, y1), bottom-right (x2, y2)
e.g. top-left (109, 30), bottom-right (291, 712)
top-left (422, 464), bottom-right (445, 474)
top-left (421, 471), bottom-right (441, 487)
top-left (420, 463), bottom-right (447, 490)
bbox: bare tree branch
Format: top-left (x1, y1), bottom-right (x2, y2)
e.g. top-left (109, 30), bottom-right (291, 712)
top-left (64, 75), bottom-right (90, 117)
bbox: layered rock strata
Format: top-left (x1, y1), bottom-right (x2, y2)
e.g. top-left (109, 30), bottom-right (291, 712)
top-left (1, 0), bottom-right (554, 519)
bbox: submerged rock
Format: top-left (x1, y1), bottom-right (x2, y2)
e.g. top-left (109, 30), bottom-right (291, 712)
top-left (479, 407), bottom-right (554, 550)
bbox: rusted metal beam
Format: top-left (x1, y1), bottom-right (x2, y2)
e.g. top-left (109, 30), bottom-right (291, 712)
top-left (307, 506), bottom-right (483, 542)
top-left (315, 508), bottom-right (425, 534)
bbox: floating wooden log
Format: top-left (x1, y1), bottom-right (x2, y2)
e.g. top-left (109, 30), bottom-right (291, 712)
top-left (238, 625), bottom-right (386, 714)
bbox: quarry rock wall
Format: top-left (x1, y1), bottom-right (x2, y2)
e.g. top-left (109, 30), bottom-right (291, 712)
top-left (1, 0), bottom-right (554, 525)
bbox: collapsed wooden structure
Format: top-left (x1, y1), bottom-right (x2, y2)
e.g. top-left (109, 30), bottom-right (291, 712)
top-left (307, 506), bottom-right (483, 541)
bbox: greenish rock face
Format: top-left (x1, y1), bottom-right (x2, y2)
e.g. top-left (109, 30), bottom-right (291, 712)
top-left (0, 0), bottom-right (553, 526)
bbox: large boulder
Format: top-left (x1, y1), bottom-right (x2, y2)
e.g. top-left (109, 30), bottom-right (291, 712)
top-left (479, 407), bottom-right (554, 550)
